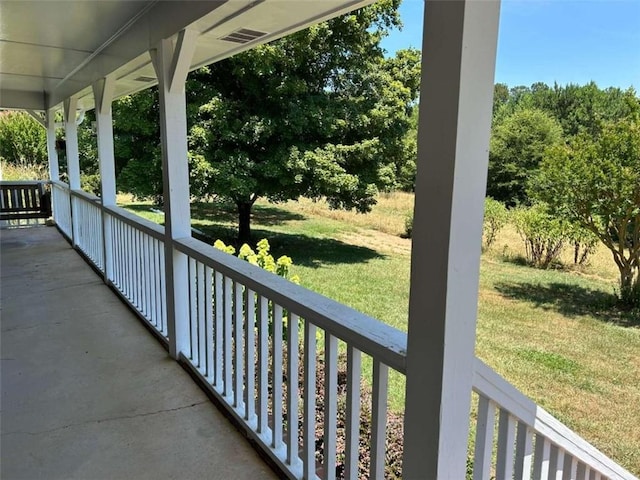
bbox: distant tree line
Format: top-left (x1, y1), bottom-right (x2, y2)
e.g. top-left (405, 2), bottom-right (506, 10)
top-left (486, 82), bottom-right (640, 308)
top-left (402, 82), bottom-right (640, 308)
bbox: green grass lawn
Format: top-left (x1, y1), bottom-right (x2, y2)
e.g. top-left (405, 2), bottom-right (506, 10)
top-left (121, 193), bottom-right (639, 475)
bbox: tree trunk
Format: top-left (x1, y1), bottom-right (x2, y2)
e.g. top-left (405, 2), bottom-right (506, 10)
top-left (618, 261), bottom-right (638, 306)
top-left (237, 201), bottom-right (252, 245)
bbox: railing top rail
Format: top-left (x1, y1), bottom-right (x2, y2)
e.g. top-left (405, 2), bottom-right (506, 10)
top-left (175, 235), bottom-right (408, 373)
top-left (51, 180), bottom-right (69, 189)
top-left (104, 204), bottom-right (165, 241)
top-left (473, 358), bottom-right (638, 480)
top-left (0, 180), bottom-right (50, 185)
top-left (70, 188), bottom-right (101, 204)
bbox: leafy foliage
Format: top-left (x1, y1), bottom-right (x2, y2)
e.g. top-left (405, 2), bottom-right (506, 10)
top-left (213, 238), bottom-right (299, 284)
top-left (564, 222), bottom-right (598, 266)
top-left (513, 204), bottom-right (567, 269)
top-left (530, 119), bottom-right (640, 306)
top-left (188, 1), bottom-right (420, 242)
top-left (80, 173), bottom-right (102, 196)
top-left (112, 88), bottom-right (164, 205)
top-left (487, 107), bottom-right (563, 205)
top-left (403, 212), bottom-right (413, 238)
top-left (497, 82), bottom-right (640, 138)
top-left (483, 197), bottom-right (509, 250)
top-left (0, 111), bottom-right (47, 169)
top-left (487, 83), bottom-right (639, 207)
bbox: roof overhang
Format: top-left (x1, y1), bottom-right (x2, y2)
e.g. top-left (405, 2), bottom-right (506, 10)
top-left (0, 0), bottom-right (374, 113)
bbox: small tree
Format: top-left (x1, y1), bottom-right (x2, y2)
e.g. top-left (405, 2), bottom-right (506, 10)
top-left (531, 119), bottom-right (640, 306)
top-left (483, 197), bottom-right (509, 250)
top-left (513, 204), bottom-right (567, 268)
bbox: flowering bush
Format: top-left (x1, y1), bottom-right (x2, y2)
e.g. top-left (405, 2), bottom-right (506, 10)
top-left (213, 238), bottom-right (300, 284)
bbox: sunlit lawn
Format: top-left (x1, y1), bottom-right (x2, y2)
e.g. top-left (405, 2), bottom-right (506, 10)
top-left (121, 192), bottom-right (640, 475)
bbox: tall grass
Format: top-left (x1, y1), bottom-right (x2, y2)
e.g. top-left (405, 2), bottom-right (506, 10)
top-left (1, 160), bottom-right (49, 181)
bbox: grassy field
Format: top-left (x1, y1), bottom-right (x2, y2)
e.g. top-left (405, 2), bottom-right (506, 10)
top-left (122, 192), bottom-right (639, 475)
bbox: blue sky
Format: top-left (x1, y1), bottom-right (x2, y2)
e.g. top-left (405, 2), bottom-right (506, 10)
top-left (381, 0), bottom-right (640, 90)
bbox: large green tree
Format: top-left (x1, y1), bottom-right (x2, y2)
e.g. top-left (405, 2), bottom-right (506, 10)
top-left (113, 88), bottom-right (164, 205)
top-left (530, 119), bottom-right (640, 307)
top-left (487, 107), bottom-right (563, 206)
top-left (0, 111), bottom-right (47, 167)
top-left (188, 0), bottom-right (420, 242)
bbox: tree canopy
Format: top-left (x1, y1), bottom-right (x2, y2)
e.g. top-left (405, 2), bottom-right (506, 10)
top-left (486, 82), bottom-right (639, 206)
top-left (112, 89), bottom-right (164, 204)
top-left (487, 107), bottom-right (563, 206)
top-left (530, 119), bottom-right (640, 307)
top-left (188, 0), bottom-right (420, 242)
top-left (0, 111), bottom-right (47, 167)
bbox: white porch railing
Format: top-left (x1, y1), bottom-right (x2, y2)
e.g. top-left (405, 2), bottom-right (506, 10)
top-left (51, 180), bottom-right (72, 238)
top-left (56, 185), bottom-right (637, 480)
top-left (71, 189), bottom-right (104, 271)
top-left (105, 205), bottom-right (168, 341)
top-left (174, 235), bottom-right (406, 479)
top-left (471, 359), bottom-right (635, 480)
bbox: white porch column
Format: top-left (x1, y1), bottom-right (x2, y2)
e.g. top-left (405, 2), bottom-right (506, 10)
top-left (64, 97), bottom-right (80, 246)
top-left (402, 1), bottom-right (500, 479)
top-left (45, 109), bottom-right (59, 182)
top-left (93, 76), bottom-right (116, 282)
top-left (64, 97), bottom-right (80, 189)
top-left (151, 29), bottom-right (198, 359)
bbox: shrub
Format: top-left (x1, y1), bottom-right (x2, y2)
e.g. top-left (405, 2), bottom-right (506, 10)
top-left (513, 204), bottom-right (567, 268)
top-left (81, 173), bottom-right (102, 197)
top-left (213, 238), bottom-right (299, 284)
top-left (403, 212), bottom-right (413, 238)
top-left (482, 197), bottom-right (508, 249)
top-left (214, 238), bottom-right (300, 339)
top-left (403, 197), bottom-right (508, 249)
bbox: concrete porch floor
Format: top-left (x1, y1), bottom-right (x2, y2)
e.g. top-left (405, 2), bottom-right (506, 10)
top-left (1, 226), bottom-right (279, 480)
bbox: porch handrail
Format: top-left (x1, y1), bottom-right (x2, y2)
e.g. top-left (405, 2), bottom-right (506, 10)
top-left (104, 204), bottom-right (165, 241)
top-left (57, 183), bottom-right (637, 479)
top-left (70, 187), bottom-right (101, 204)
top-left (473, 358), bottom-right (637, 480)
top-left (174, 235), bottom-right (408, 374)
top-left (51, 179), bottom-right (69, 189)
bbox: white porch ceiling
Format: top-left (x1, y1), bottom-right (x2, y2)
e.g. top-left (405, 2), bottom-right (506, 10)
top-left (0, 0), bottom-right (374, 112)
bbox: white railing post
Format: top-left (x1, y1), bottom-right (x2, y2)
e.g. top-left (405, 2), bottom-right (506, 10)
top-left (93, 76), bottom-right (116, 282)
top-left (402, 1), bottom-right (501, 478)
top-left (64, 96), bottom-right (80, 247)
top-left (151, 29), bottom-right (198, 360)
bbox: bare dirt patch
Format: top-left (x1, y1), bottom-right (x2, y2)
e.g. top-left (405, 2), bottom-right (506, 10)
top-left (339, 228), bottom-right (411, 256)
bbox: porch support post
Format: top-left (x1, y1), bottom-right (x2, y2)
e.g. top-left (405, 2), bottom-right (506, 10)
top-left (64, 96), bottom-right (80, 246)
top-left (64, 97), bottom-right (80, 189)
top-left (151, 29), bottom-right (198, 359)
top-left (45, 109), bottom-right (59, 182)
top-left (93, 75), bottom-right (116, 282)
top-left (402, 1), bottom-right (500, 478)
